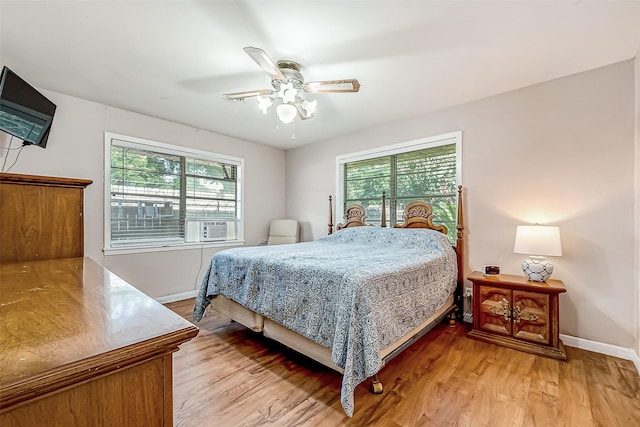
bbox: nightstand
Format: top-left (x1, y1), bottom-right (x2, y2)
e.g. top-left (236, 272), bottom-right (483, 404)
top-left (466, 271), bottom-right (567, 360)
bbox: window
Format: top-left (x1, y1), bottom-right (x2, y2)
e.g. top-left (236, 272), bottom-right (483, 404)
top-left (104, 133), bottom-right (243, 254)
top-left (337, 132), bottom-right (461, 243)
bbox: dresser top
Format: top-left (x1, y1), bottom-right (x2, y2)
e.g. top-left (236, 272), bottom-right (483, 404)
top-left (0, 257), bottom-right (198, 406)
top-left (0, 172), bottom-right (93, 188)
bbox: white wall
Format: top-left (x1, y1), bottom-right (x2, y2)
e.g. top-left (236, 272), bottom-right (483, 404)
top-left (286, 60), bottom-right (637, 350)
top-left (1, 91), bottom-right (286, 299)
top-left (635, 52), bottom-right (640, 360)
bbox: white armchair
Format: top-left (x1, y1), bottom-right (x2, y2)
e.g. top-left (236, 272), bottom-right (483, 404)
top-left (267, 219), bottom-right (300, 245)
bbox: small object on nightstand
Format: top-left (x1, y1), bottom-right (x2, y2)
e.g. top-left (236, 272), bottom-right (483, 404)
top-left (484, 265), bottom-right (500, 275)
top-left (466, 271), bottom-right (567, 360)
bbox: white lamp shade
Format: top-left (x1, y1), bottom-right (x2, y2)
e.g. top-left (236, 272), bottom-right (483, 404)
top-left (513, 225), bottom-right (562, 257)
top-left (276, 104), bottom-right (297, 123)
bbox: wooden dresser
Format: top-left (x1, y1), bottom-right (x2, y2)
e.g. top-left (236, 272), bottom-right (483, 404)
top-left (0, 173), bottom-right (92, 262)
top-left (0, 173), bottom-right (198, 426)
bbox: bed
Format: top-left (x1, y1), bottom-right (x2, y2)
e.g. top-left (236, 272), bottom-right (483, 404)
top-left (193, 186), bottom-right (465, 416)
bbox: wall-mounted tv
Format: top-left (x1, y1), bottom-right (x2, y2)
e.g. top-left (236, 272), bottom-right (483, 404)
top-left (0, 66), bottom-right (56, 148)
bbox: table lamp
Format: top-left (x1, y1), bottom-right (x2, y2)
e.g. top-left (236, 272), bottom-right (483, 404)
top-left (513, 225), bottom-right (562, 282)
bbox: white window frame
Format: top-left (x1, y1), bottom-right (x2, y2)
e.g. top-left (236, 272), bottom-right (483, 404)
top-left (335, 130), bottom-right (462, 225)
top-left (103, 132), bottom-right (244, 255)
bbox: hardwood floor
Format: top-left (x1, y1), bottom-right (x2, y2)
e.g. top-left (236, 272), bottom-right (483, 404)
top-left (166, 298), bottom-right (640, 427)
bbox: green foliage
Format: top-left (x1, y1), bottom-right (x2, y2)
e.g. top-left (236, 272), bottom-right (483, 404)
top-left (111, 146), bottom-right (180, 191)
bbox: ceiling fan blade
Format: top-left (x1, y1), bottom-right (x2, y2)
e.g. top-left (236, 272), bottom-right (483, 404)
top-left (304, 79), bottom-right (361, 93)
top-left (222, 89), bottom-right (274, 101)
top-left (243, 46), bottom-right (285, 80)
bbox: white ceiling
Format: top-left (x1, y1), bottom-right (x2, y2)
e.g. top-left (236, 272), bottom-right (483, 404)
top-left (2, 1), bottom-right (640, 150)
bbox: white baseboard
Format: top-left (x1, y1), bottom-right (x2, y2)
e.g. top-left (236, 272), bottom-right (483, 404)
top-left (560, 333), bottom-right (640, 374)
top-left (155, 290), bottom-right (198, 304)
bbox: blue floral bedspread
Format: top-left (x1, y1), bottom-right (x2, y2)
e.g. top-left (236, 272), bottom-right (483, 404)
top-left (193, 227), bottom-right (457, 416)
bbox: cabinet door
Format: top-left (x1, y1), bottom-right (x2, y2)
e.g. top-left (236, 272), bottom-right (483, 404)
top-left (477, 285), bottom-right (512, 336)
top-left (512, 290), bottom-right (550, 345)
top-left (0, 183), bottom-right (84, 262)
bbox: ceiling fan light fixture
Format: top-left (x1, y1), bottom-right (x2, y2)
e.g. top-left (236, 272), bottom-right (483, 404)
top-left (256, 95), bottom-right (273, 113)
top-left (302, 99), bottom-right (317, 117)
top-left (222, 47), bottom-right (360, 133)
top-left (284, 89), bottom-right (297, 103)
top-left (276, 104), bottom-right (297, 124)
top-left (278, 82), bottom-right (297, 103)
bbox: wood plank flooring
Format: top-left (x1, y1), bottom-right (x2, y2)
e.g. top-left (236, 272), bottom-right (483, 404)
top-left (166, 299), bottom-right (640, 427)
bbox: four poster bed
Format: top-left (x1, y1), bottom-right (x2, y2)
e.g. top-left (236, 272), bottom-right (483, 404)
top-left (193, 186), bottom-right (465, 416)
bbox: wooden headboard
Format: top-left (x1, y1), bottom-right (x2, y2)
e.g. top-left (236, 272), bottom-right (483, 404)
top-left (393, 201), bottom-right (448, 234)
top-left (336, 204), bottom-right (371, 230)
top-left (331, 192), bottom-right (386, 232)
top-left (330, 187), bottom-right (463, 237)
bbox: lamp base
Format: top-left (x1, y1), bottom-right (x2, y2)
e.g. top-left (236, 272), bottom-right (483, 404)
top-left (521, 256), bottom-right (554, 282)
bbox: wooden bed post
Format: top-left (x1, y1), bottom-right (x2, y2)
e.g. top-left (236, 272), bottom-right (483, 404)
top-left (381, 192), bottom-right (387, 228)
top-left (328, 195), bottom-right (334, 235)
top-left (455, 185), bottom-right (465, 321)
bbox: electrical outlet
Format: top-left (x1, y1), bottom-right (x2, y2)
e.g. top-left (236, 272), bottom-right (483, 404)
top-left (464, 287), bottom-right (473, 297)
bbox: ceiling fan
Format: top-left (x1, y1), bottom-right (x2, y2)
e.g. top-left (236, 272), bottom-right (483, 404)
top-left (222, 47), bottom-right (360, 123)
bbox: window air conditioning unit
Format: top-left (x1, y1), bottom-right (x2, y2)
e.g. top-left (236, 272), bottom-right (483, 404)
top-left (201, 221), bottom-right (228, 241)
top-left (185, 219), bottom-right (235, 243)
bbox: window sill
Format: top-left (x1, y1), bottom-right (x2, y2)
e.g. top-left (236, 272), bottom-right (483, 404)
top-left (103, 240), bottom-right (245, 256)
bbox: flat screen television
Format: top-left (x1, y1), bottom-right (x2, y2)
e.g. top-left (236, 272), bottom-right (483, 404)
top-left (0, 66), bottom-right (56, 148)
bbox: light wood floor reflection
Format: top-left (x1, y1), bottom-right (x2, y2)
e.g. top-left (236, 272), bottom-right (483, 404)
top-left (166, 298), bottom-right (640, 427)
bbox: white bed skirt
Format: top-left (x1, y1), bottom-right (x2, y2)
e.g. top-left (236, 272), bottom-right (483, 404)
top-left (210, 293), bottom-right (454, 373)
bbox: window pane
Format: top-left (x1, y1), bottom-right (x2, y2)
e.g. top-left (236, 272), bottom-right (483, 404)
top-left (345, 157), bottom-right (390, 180)
top-left (110, 196), bottom-right (182, 243)
top-left (186, 199), bottom-right (236, 218)
top-left (185, 176), bottom-right (236, 201)
top-left (394, 143), bottom-right (457, 241)
top-left (345, 178), bottom-right (390, 201)
top-left (110, 146), bottom-right (182, 243)
top-left (186, 158), bottom-right (236, 180)
top-left (344, 157), bottom-right (391, 225)
top-left (342, 141), bottom-right (458, 243)
top-left (111, 147), bottom-right (181, 196)
top-left (109, 140), bottom-right (241, 247)
top-left (344, 157), bottom-right (391, 202)
top-left (396, 144), bottom-right (457, 197)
